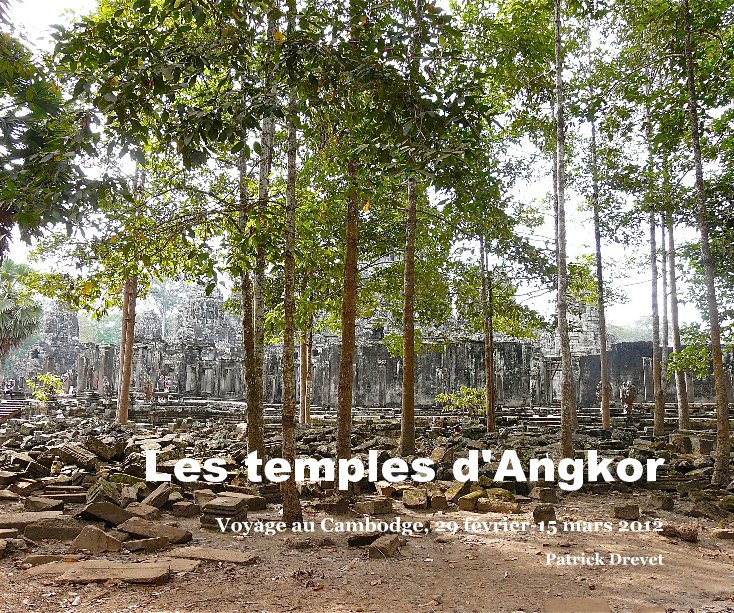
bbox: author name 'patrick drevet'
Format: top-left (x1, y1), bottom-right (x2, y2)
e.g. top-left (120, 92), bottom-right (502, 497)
top-left (546, 552), bottom-right (664, 566)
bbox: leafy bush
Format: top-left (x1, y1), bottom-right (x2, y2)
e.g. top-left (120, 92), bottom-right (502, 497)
top-left (435, 386), bottom-right (486, 416)
top-left (27, 373), bottom-right (64, 403)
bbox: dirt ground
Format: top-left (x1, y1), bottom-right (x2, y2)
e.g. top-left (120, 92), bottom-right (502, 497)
top-left (1, 490), bottom-right (733, 613)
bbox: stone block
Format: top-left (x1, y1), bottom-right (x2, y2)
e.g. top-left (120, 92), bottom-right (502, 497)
top-left (402, 488), bottom-right (428, 509)
top-left (445, 481), bottom-right (471, 503)
top-left (530, 487), bottom-right (559, 503)
top-left (533, 504), bottom-right (557, 524)
top-left (614, 504), bottom-right (640, 520)
top-left (353, 496), bottom-right (393, 515)
top-left (24, 516), bottom-right (85, 541)
top-left (430, 493), bottom-right (448, 510)
top-left (458, 490), bottom-right (485, 511)
top-left (476, 498), bottom-right (521, 514)
top-left (86, 478), bottom-right (120, 505)
top-left (24, 496), bottom-right (64, 512)
top-left (78, 501), bottom-right (133, 526)
top-left (170, 501), bottom-right (201, 517)
top-left (117, 517), bottom-right (192, 544)
top-left (72, 526), bottom-right (122, 554)
top-left (124, 536), bottom-right (170, 553)
top-left (0, 511), bottom-right (63, 530)
top-left (141, 483), bottom-right (172, 508)
top-left (367, 534), bottom-right (401, 559)
top-left (649, 494), bottom-right (674, 511)
top-left (711, 528), bottom-right (734, 540)
top-left (56, 444), bottom-right (99, 471)
top-left (125, 502), bottom-right (161, 520)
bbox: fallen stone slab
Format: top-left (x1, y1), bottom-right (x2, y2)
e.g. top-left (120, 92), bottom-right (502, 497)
top-left (43, 492), bottom-right (86, 504)
top-left (124, 536), bottom-right (170, 553)
top-left (78, 501), bottom-right (133, 527)
top-left (56, 443), bottom-right (99, 471)
top-left (58, 563), bottom-right (171, 585)
top-left (543, 598), bottom-right (612, 613)
top-left (141, 483), bottom-right (172, 508)
top-left (24, 557), bottom-right (199, 579)
top-left (0, 511), bottom-right (63, 530)
top-left (9, 480), bottom-right (42, 496)
top-left (223, 493), bottom-right (267, 511)
top-left (367, 534), bottom-right (401, 559)
top-left (117, 517), bottom-right (192, 544)
top-left (202, 496), bottom-right (248, 514)
top-left (0, 490), bottom-right (20, 502)
top-left (125, 502), bottom-right (161, 520)
top-left (458, 490), bottom-right (484, 511)
top-left (24, 516), bottom-right (86, 541)
top-left (22, 554), bottom-right (83, 567)
top-left (168, 546), bottom-right (260, 565)
top-left (72, 526), bottom-right (122, 554)
top-left (170, 501), bottom-right (201, 518)
top-left (24, 496), bottom-right (64, 512)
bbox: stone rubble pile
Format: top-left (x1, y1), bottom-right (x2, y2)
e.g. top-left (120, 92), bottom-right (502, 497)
top-left (0, 407), bottom-right (731, 583)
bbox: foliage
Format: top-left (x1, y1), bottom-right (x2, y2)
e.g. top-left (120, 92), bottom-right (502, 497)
top-left (0, 261), bottom-right (42, 360)
top-left (27, 372), bottom-right (64, 403)
top-left (435, 386), bottom-right (486, 416)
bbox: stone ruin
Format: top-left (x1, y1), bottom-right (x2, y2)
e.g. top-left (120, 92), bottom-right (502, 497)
top-left (8, 289), bottom-right (733, 410)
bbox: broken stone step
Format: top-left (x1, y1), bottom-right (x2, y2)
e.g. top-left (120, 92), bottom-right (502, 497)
top-left (168, 546), bottom-right (260, 565)
top-left (117, 517), bottom-right (192, 544)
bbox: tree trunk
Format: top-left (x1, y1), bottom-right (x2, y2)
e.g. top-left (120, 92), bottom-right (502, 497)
top-left (591, 119), bottom-right (611, 431)
top-left (400, 173), bottom-right (417, 455)
top-left (117, 275), bottom-right (137, 424)
top-left (480, 236), bottom-right (495, 432)
top-left (666, 214), bottom-right (689, 429)
top-left (683, 0), bottom-right (730, 485)
top-left (238, 151), bottom-right (264, 458)
top-left (336, 160), bottom-right (359, 466)
top-left (300, 336), bottom-right (307, 424)
top-left (306, 320), bottom-right (313, 425)
top-left (554, 0), bottom-right (575, 457)
top-left (649, 207), bottom-right (665, 437)
top-left (250, 7), bottom-right (278, 459)
top-left (281, 16), bottom-right (302, 523)
top-left (661, 220), bottom-right (669, 377)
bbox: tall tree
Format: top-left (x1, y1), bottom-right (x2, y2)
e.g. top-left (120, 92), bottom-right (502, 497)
top-left (400, 0), bottom-right (425, 457)
top-left (666, 213), bottom-right (689, 428)
top-left (682, 0), bottom-right (729, 485)
top-left (554, 0), bottom-right (575, 457)
top-left (281, 0), bottom-right (302, 524)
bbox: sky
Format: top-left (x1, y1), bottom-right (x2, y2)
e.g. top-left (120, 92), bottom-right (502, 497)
top-left (7, 0), bottom-right (704, 330)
